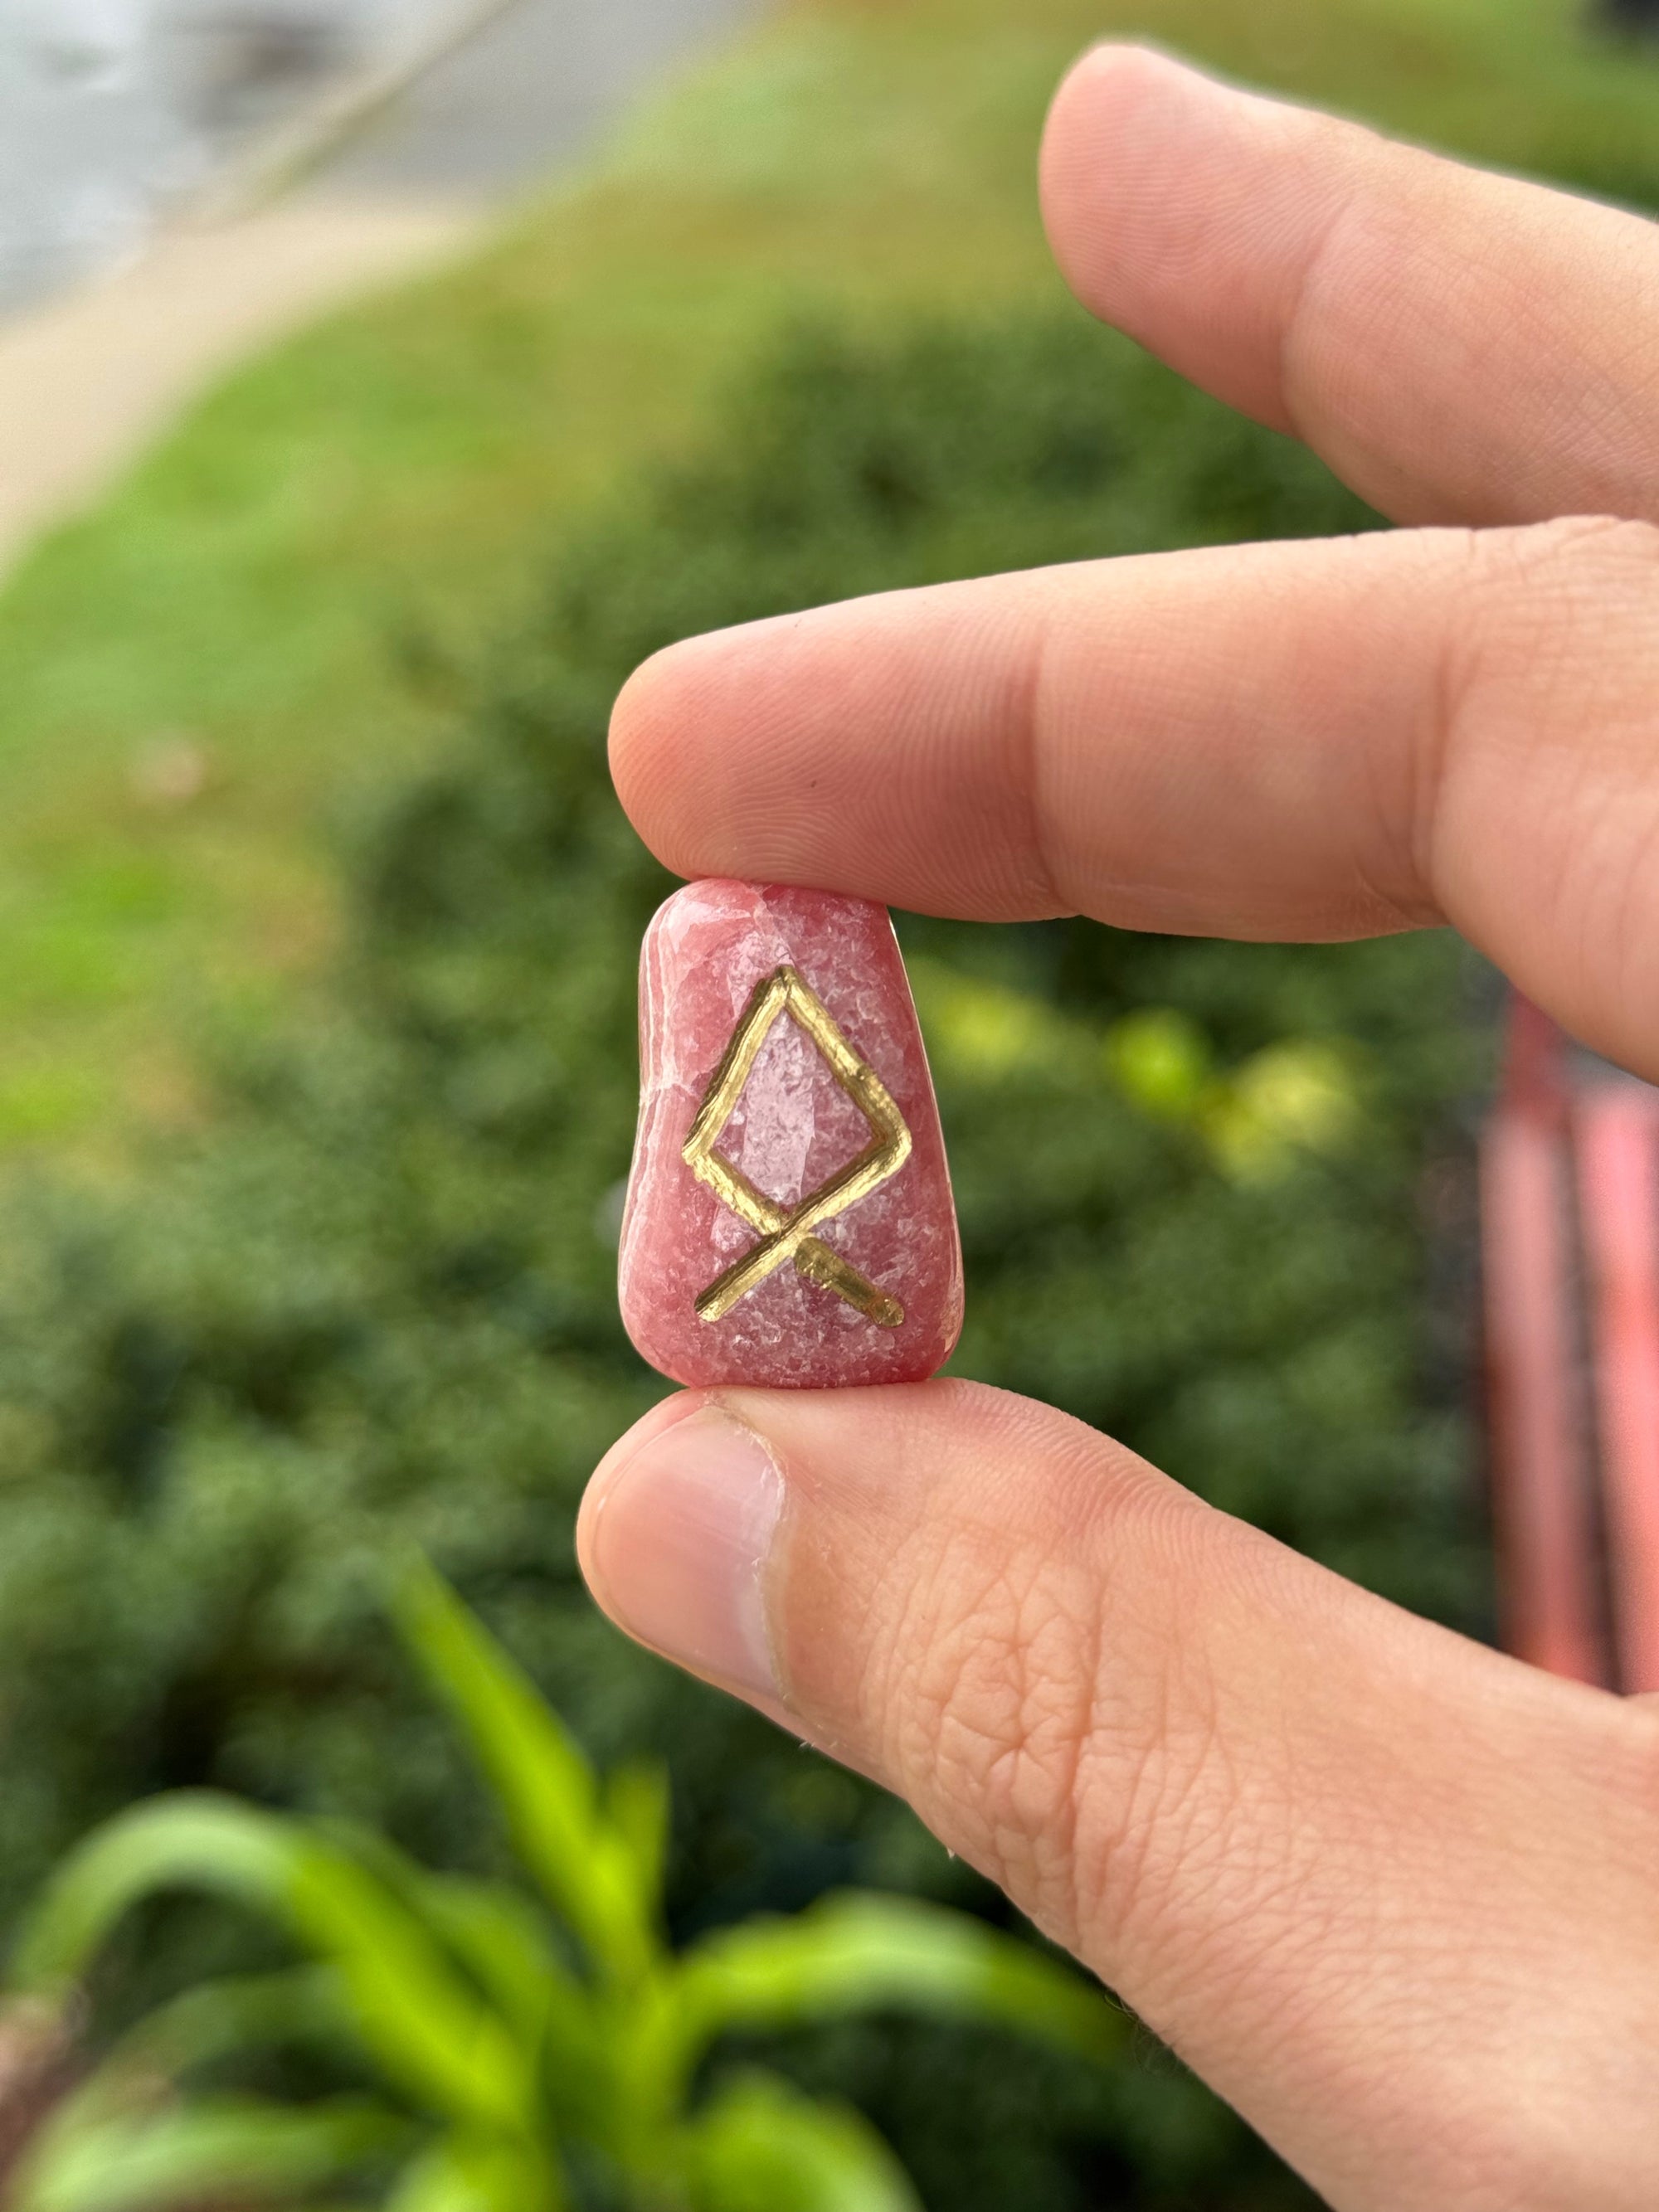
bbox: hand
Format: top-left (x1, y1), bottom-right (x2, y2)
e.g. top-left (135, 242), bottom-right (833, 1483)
top-left (579, 47), bottom-right (1659, 2211)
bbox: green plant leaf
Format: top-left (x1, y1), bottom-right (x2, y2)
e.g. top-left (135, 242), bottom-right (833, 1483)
top-left (604, 1759), bottom-right (672, 1921)
top-left (404, 1870), bottom-right (617, 2143)
top-left (11, 1793), bottom-right (296, 1991)
top-left (394, 1560), bottom-right (656, 1985)
top-left (319, 1821), bottom-right (582, 2049)
top-left (8, 1793), bottom-right (539, 2137)
top-left (666, 1894), bottom-right (1120, 2088)
top-left (413, 1874), bottom-right (570, 2037)
top-left (9, 2091), bottom-right (404, 2212)
top-left (385, 2129), bottom-right (567, 2212)
top-left (98, 1965), bottom-right (353, 2080)
top-left (681, 2070), bottom-right (920, 2212)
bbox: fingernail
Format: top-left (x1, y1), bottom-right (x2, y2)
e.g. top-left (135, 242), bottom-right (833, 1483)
top-left (581, 1405), bottom-right (784, 1700)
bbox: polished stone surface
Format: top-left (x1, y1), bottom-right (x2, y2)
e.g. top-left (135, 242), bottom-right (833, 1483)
top-left (620, 880), bottom-right (962, 1388)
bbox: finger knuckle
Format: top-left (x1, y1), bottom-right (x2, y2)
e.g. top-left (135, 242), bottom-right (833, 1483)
top-left (1464, 512), bottom-right (1659, 649)
top-left (893, 1524), bottom-right (1090, 1903)
top-left (1442, 513), bottom-right (1659, 1018)
top-left (884, 1432), bottom-right (1239, 1957)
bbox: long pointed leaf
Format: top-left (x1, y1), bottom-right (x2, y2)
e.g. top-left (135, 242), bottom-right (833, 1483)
top-left (386, 2130), bottom-right (567, 2212)
top-left (11, 2092), bottom-right (405, 2212)
top-left (681, 2071), bottom-right (920, 2212)
top-left (317, 1821), bottom-right (581, 2046)
top-left (401, 1871), bottom-right (618, 2142)
top-left (413, 1877), bottom-right (570, 2041)
top-left (604, 1760), bottom-right (671, 1921)
top-left (99, 1966), bottom-right (353, 2081)
top-left (9, 1794), bottom-right (538, 2136)
top-left (394, 1562), bottom-right (654, 1984)
top-left (11, 1795), bottom-right (294, 1991)
top-left (667, 1894), bottom-right (1119, 2086)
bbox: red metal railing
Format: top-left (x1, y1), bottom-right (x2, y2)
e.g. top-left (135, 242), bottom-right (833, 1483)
top-left (1481, 996), bottom-right (1659, 1691)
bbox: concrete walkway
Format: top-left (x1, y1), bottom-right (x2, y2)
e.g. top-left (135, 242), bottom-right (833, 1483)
top-left (0, 198), bottom-right (470, 580)
top-left (0, 0), bottom-right (760, 584)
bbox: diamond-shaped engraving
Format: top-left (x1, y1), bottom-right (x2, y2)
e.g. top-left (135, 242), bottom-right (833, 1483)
top-left (682, 966), bottom-right (912, 1326)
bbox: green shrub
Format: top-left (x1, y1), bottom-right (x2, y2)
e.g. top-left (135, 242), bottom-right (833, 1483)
top-left (0, 314), bottom-right (1485, 2207)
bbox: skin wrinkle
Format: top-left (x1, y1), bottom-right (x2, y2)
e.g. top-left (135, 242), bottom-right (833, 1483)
top-left (1117, 1539), bottom-right (1598, 2052)
top-left (1039, 586), bottom-right (1165, 920)
top-left (1118, 1772), bottom-right (1474, 2170)
top-left (894, 1534), bottom-right (1088, 1910)
top-left (896, 591), bottom-right (1044, 915)
top-left (1384, 522), bottom-right (1598, 939)
top-left (1386, 524), bottom-right (1484, 932)
top-left (1306, 184), bottom-right (1524, 523)
top-left (1526, 218), bottom-right (1659, 499)
top-left (1438, 519), bottom-right (1659, 1041)
top-left (1044, 548), bottom-right (1335, 938)
top-left (1267, 134), bottom-right (1377, 464)
top-left (927, 585), bottom-right (1066, 919)
top-left (1281, 542), bottom-right (1427, 937)
top-left (1009, 586), bottom-right (1074, 921)
top-left (927, 1588), bottom-right (1059, 1900)
top-left (795, 1400), bottom-right (1219, 1953)
top-left (1148, 1866), bottom-right (1353, 2103)
top-left (888, 1517), bottom-right (966, 1791)
top-left (1097, 1624), bottom-right (1345, 2025)
top-left (1589, 318), bottom-right (1659, 470)
top-left (1073, 579), bottom-right (1253, 921)
top-left (1586, 771), bottom-right (1659, 1034)
top-left (1318, 172), bottom-right (1654, 528)
top-left (1054, 1560), bottom-right (1116, 1956)
top-left (909, 1448), bottom-right (1284, 1976)
top-left (1569, 328), bottom-right (1659, 479)
top-left (975, 1554), bottom-right (1097, 1918)
top-left (1099, 1588), bottom-right (1219, 1888)
top-left (1590, 722), bottom-right (1659, 1022)
top-left (1086, 1660), bottom-right (1233, 1989)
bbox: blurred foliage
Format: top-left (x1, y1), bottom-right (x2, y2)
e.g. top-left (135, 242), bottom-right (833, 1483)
top-left (7, 1566), bottom-right (1111, 2211)
top-left (0, 0), bottom-right (1653, 1152)
top-left (0, 312), bottom-right (1487, 2207)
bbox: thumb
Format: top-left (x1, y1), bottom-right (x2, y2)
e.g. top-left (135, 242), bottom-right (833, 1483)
top-left (578, 1381), bottom-right (1659, 2212)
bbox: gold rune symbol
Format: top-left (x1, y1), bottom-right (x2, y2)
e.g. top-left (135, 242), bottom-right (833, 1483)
top-left (683, 965), bottom-right (912, 1328)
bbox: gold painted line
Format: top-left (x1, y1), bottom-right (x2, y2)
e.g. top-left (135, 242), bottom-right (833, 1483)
top-left (683, 965), bottom-right (911, 1328)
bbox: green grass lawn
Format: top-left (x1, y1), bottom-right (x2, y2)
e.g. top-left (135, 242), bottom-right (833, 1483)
top-left (1, 0), bottom-right (1656, 1157)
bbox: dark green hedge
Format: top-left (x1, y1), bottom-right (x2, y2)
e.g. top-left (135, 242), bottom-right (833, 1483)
top-left (0, 314), bottom-right (1488, 2207)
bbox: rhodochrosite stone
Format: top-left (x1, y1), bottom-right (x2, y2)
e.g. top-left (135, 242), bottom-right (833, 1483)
top-left (620, 880), bottom-right (963, 1388)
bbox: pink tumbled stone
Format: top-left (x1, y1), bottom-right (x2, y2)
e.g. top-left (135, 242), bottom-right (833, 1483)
top-left (619, 880), bottom-right (963, 1388)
